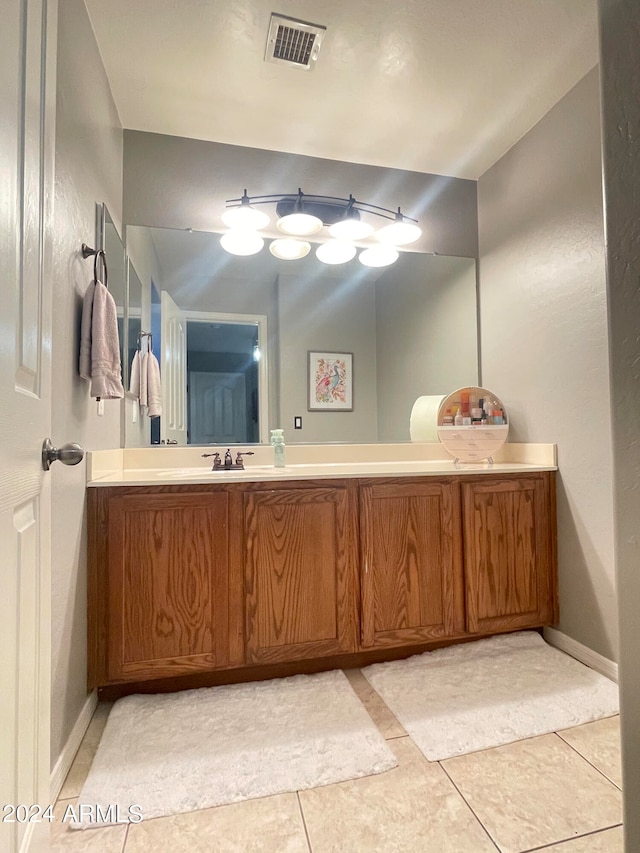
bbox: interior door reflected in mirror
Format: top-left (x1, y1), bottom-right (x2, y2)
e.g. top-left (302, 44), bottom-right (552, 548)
top-left (187, 319), bottom-right (262, 444)
top-left (125, 225), bottom-right (478, 446)
top-left (153, 282), bottom-right (269, 446)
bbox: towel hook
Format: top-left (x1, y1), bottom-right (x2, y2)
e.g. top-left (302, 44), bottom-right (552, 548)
top-left (137, 330), bottom-right (153, 352)
top-left (81, 243), bottom-right (109, 288)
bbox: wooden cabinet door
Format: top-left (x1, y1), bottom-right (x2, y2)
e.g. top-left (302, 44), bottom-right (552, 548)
top-left (360, 480), bottom-right (465, 648)
top-left (244, 484), bottom-right (358, 664)
top-left (462, 475), bottom-right (557, 634)
top-left (106, 491), bottom-right (233, 681)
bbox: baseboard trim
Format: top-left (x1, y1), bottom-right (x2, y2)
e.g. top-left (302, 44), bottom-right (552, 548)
top-left (50, 691), bottom-right (98, 802)
top-left (544, 627), bottom-right (619, 683)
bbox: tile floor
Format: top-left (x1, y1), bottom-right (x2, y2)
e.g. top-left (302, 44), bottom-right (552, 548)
top-left (52, 669), bottom-right (623, 852)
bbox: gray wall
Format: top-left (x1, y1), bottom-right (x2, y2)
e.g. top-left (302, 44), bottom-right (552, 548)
top-left (51, 0), bottom-right (123, 767)
top-left (477, 67), bottom-right (615, 660)
top-left (375, 254), bottom-right (478, 442)
top-left (598, 0), bottom-right (640, 844)
top-left (277, 270), bottom-right (378, 443)
top-left (122, 131), bottom-right (478, 259)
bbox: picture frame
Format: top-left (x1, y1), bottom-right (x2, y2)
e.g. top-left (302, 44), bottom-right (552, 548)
top-left (308, 351), bottom-right (354, 411)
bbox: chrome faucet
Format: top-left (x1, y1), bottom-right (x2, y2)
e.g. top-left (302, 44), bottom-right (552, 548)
top-left (201, 449), bottom-right (255, 471)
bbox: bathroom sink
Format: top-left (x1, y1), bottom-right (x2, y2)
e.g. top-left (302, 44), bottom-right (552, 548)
top-left (139, 459), bottom-right (455, 483)
top-left (151, 466), bottom-right (288, 479)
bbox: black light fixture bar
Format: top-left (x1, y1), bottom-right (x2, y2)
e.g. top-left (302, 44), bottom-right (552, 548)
top-left (224, 188), bottom-right (419, 225)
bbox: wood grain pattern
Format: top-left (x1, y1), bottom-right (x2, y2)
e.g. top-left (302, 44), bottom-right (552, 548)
top-left (87, 473), bottom-right (557, 688)
top-left (87, 488), bottom-right (109, 687)
top-left (463, 475), bottom-right (555, 634)
top-left (97, 630), bottom-right (505, 701)
top-left (360, 479), bottom-right (465, 648)
top-left (107, 491), bottom-right (230, 681)
top-left (244, 484), bottom-right (358, 663)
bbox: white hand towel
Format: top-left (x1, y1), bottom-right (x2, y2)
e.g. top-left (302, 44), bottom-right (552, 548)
top-left (79, 280), bottom-right (96, 380)
top-left (129, 351), bottom-right (141, 398)
top-left (139, 352), bottom-right (149, 408)
top-left (89, 281), bottom-right (124, 399)
top-left (146, 352), bottom-right (162, 418)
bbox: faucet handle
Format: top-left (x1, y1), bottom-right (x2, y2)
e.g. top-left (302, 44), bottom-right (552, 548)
top-left (201, 451), bottom-right (222, 469)
top-left (235, 451), bottom-right (255, 464)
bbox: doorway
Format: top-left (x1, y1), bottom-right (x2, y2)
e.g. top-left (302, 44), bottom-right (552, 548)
top-left (186, 314), bottom-right (268, 445)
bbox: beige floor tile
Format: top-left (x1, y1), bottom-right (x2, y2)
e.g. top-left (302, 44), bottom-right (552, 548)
top-left (442, 733), bottom-right (622, 853)
top-left (299, 736), bottom-right (495, 852)
top-left (51, 798), bottom-right (127, 852)
top-left (125, 792), bottom-right (309, 853)
top-left (540, 826), bottom-right (624, 852)
top-left (58, 702), bottom-right (114, 800)
top-left (343, 668), bottom-right (407, 739)
top-left (557, 716), bottom-right (622, 788)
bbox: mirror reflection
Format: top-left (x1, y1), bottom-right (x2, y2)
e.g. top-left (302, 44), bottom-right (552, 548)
top-left (125, 226), bottom-right (479, 445)
top-left (102, 207), bottom-right (126, 376)
top-left (125, 259), bottom-right (142, 390)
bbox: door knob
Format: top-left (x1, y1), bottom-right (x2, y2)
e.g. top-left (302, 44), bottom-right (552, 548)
top-left (41, 438), bottom-right (85, 471)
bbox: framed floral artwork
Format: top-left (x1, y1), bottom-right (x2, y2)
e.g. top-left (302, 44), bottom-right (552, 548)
top-left (308, 351), bottom-right (353, 411)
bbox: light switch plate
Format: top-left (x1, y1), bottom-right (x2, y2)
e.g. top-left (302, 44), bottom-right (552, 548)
top-left (294, 416), bottom-right (302, 429)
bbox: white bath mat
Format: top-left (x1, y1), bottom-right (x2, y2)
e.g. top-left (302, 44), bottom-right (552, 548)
top-left (362, 631), bottom-right (619, 762)
top-left (74, 669), bottom-right (396, 828)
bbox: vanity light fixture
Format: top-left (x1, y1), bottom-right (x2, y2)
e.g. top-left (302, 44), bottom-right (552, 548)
top-left (219, 230), bottom-right (264, 256)
top-left (328, 211), bottom-right (375, 241)
top-left (277, 212), bottom-right (323, 236)
top-left (359, 245), bottom-right (399, 267)
top-left (221, 190), bottom-right (271, 230)
top-left (376, 208), bottom-right (423, 246)
top-left (220, 189), bottom-right (421, 265)
top-left (315, 240), bottom-right (357, 265)
top-left (269, 238), bottom-right (311, 260)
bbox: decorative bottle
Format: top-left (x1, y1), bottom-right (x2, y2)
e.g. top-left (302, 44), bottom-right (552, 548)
top-left (270, 429), bottom-right (286, 468)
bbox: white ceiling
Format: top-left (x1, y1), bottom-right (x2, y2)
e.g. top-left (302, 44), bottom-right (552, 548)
top-left (84, 0), bottom-right (598, 181)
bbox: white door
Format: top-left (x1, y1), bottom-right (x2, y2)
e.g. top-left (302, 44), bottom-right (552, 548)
top-left (189, 372), bottom-right (248, 444)
top-left (0, 2), bottom-right (57, 852)
top-left (160, 290), bottom-right (187, 445)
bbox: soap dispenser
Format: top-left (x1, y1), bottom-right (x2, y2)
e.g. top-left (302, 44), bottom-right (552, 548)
top-left (270, 429), bottom-right (286, 468)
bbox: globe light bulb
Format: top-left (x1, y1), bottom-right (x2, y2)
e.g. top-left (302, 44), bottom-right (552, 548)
top-left (277, 213), bottom-right (323, 236)
top-left (359, 246), bottom-right (399, 267)
top-left (220, 230), bottom-right (264, 256)
top-left (269, 238), bottom-right (311, 260)
top-left (221, 205), bottom-right (270, 230)
top-left (315, 241), bottom-right (357, 265)
top-left (329, 218), bottom-right (374, 241)
top-left (376, 219), bottom-right (422, 246)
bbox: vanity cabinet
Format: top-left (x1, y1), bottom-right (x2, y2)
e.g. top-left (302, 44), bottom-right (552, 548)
top-left (87, 471), bottom-right (557, 691)
top-left (462, 475), bottom-right (557, 634)
top-left (88, 487), bottom-right (244, 685)
top-left (243, 483), bottom-right (359, 664)
top-left (359, 479), bottom-right (465, 648)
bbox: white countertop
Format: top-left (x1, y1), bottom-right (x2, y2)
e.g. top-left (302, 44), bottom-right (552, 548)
top-left (86, 443), bottom-right (557, 486)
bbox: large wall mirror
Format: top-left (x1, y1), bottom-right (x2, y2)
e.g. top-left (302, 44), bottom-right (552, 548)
top-left (100, 205), bottom-right (126, 376)
top-left (125, 225), bottom-right (479, 446)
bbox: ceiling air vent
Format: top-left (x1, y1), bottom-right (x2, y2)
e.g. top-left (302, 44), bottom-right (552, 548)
top-left (265, 13), bottom-right (326, 71)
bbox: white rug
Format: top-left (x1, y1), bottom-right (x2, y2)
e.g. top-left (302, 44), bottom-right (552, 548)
top-left (74, 670), bottom-right (396, 828)
top-left (362, 631), bottom-right (619, 762)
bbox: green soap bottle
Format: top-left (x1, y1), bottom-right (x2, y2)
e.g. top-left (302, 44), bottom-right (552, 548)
top-left (270, 429), bottom-right (286, 468)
